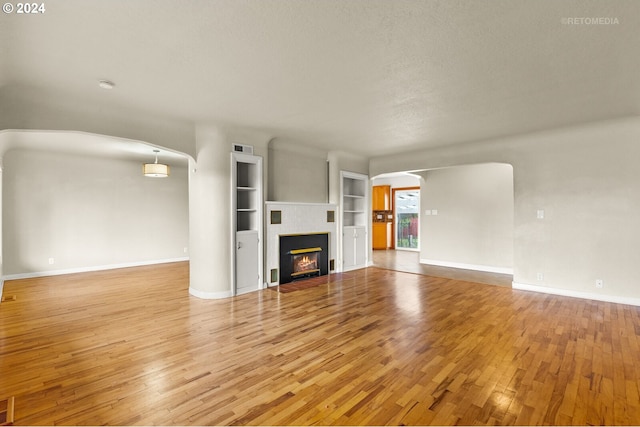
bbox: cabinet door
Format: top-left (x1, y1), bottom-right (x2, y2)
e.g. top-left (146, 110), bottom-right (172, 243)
top-left (236, 231), bottom-right (259, 295)
top-left (372, 185), bottom-right (390, 210)
top-left (372, 223), bottom-right (387, 250)
top-left (343, 228), bottom-right (356, 269)
top-left (354, 226), bottom-right (367, 266)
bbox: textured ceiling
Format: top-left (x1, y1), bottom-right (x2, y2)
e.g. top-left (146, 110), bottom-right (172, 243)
top-left (1, 0), bottom-right (639, 157)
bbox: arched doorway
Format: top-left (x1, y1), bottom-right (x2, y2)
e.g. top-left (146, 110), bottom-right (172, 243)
top-left (372, 163), bottom-right (514, 287)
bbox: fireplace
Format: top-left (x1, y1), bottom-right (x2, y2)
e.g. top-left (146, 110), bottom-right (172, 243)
top-left (279, 233), bottom-right (329, 284)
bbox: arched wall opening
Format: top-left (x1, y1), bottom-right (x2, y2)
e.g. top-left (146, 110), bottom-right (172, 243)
top-left (372, 163), bottom-right (514, 277)
top-left (0, 130), bottom-right (191, 280)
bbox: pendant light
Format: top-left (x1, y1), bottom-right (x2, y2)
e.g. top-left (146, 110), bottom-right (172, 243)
top-left (143, 149), bottom-right (170, 178)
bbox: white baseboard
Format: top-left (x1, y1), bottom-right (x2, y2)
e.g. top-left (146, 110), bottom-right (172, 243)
top-left (512, 282), bottom-right (640, 307)
top-left (420, 258), bottom-right (513, 275)
top-left (188, 286), bottom-right (233, 300)
top-left (1, 257), bottom-right (189, 281)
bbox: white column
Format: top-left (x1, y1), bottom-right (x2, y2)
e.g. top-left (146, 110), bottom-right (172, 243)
top-left (188, 125), bottom-right (233, 299)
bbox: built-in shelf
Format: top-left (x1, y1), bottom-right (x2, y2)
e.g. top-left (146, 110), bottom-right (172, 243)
top-left (340, 171), bottom-right (369, 271)
top-left (232, 152), bottom-right (263, 295)
top-left (237, 214), bottom-right (257, 231)
top-left (341, 179), bottom-right (366, 226)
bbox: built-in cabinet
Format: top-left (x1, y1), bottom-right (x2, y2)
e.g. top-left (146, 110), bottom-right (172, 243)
top-left (341, 171), bottom-right (368, 271)
top-left (372, 223), bottom-right (390, 250)
top-left (231, 152), bottom-right (263, 295)
top-left (343, 226), bottom-right (367, 270)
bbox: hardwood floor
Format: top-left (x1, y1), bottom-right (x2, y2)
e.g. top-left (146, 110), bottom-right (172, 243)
top-left (2, 261), bottom-right (640, 425)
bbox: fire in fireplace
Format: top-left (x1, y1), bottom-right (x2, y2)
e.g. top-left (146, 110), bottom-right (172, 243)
top-left (291, 247), bottom-right (321, 278)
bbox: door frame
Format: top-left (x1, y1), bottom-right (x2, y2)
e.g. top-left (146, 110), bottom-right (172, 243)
top-left (391, 186), bottom-right (420, 251)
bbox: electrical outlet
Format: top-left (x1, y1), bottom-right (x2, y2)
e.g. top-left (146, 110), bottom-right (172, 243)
top-left (183, 247), bottom-right (188, 254)
top-left (48, 258), bottom-right (55, 265)
top-left (536, 272), bottom-right (544, 281)
top-left (595, 279), bottom-right (604, 289)
top-left (537, 210), bottom-right (545, 219)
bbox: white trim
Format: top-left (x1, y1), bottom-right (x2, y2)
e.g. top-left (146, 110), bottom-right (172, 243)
top-left (1, 257), bottom-right (189, 281)
top-left (0, 278), bottom-right (4, 300)
top-left (188, 286), bottom-right (233, 300)
top-left (512, 282), bottom-right (640, 307)
top-left (420, 258), bottom-right (513, 275)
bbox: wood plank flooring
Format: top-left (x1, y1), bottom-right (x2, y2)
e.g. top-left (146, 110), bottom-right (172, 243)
top-left (2, 262), bottom-right (640, 425)
top-left (275, 272), bottom-right (357, 293)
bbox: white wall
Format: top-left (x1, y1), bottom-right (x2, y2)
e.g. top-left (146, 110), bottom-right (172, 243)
top-left (268, 139), bottom-right (328, 203)
top-left (2, 148), bottom-right (189, 276)
top-left (419, 163), bottom-right (514, 273)
top-left (370, 116), bottom-right (640, 303)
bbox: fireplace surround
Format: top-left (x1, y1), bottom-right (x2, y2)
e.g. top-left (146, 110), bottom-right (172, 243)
top-left (265, 202), bottom-right (337, 287)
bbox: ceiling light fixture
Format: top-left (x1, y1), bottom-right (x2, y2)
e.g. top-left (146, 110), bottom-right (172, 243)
top-left (98, 80), bottom-right (115, 89)
top-left (143, 149), bottom-right (170, 178)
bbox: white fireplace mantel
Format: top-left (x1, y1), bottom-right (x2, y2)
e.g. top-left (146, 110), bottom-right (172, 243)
top-left (265, 201), bottom-right (338, 287)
